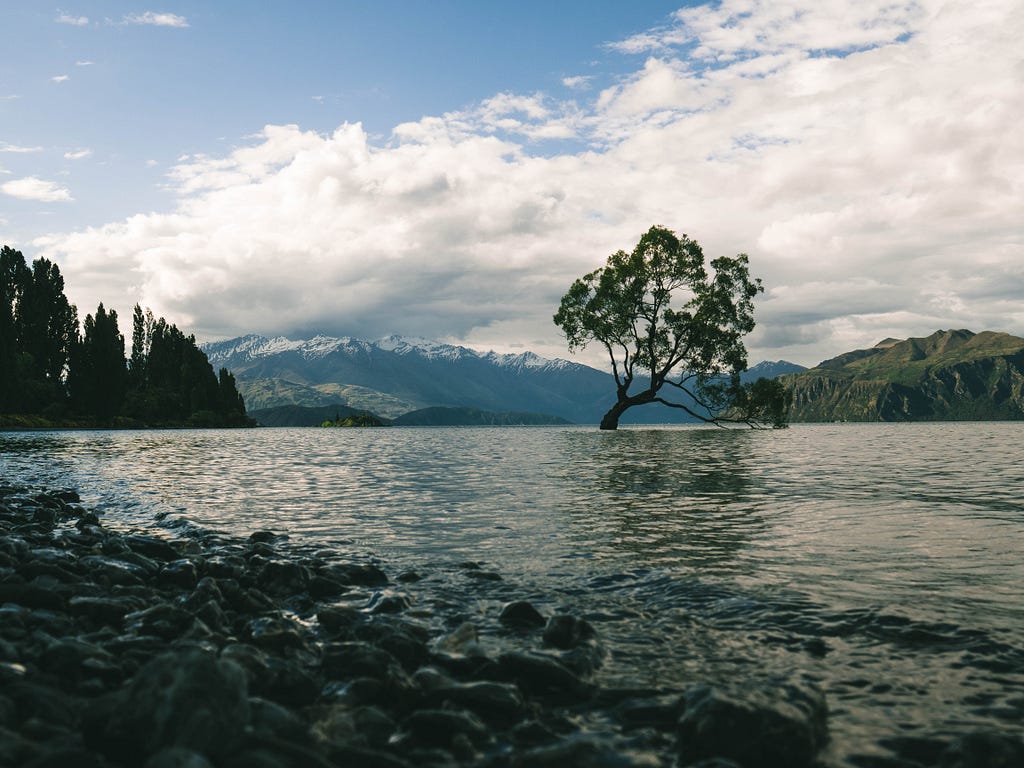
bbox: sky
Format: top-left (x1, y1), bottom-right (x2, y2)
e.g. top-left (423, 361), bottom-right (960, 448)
top-left (1, 1), bottom-right (1022, 369)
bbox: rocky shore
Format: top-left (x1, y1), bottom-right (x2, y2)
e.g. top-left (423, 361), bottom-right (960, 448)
top-left (0, 482), bottom-right (1018, 768)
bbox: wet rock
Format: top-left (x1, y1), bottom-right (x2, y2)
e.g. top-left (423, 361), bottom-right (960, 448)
top-left (245, 615), bottom-right (307, 652)
top-left (323, 641), bottom-right (405, 681)
top-left (509, 737), bottom-right (662, 767)
top-left (397, 571), bottom-right (421, 583)
top-left (0, 583), bottom-right (66, 611)
top-left (494, 652), bottom-right (593, 702)
top-left (939, 732), bottom-right (1024, 767)
top-left (308, 574), bottom-right (347, 598)
top-left (89, 648), bottom-right (249, 761)
top-left (68, 595), bottom-right (140, 627)
top-left (353, 705), bottom-right (397, 748)
top-left (326, 744), bottom-right (414, 768)
top-left (144, 747), bottom-right (216, 768)
top-left (428, 681), bottom-right (526, 726)
top-left (399, 708), bottom-right (490, 750)
top-left (499, 601), bottom-right (546, 629)
top-left (22, 748), bottom-right (108, 768)
top-left (317, 605), bottom-right (362, 634)
top-left (675, 678), bottom-right (829, 768)
top-left (125, 604), bottom-right (199, 641)
top-left (248, 530), bottom-right (280, 545)
top-left (39, 637), bottom-right (122, 685)
top-left (158, 559), bottom-right (199, 590)
top-left (321, 562), bottom-right (389, 587)
top-left (611, 695), bottom-right (683, 732)
top-left (355, 620), bottom-right (430, 672)
top-left (369, 592), bottom-right (410, 615)
top-left (252, 656), bottom-right (321, 708)
top-left (543, 614), bottom-right (597, 649)
top-left (125, 535), bottom-right (181, 562)
top-left (78, 555), bottom-right (149, 586)
top-left (248, 696), bottom-right (309, 741)
top-left (257, 560), bottom-right (310, 597)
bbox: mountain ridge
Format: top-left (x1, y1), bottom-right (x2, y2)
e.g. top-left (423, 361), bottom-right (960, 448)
top-left (204, 334), bottom-right (804, 424)
top-left (782, 329), bottom-right (1024, 421)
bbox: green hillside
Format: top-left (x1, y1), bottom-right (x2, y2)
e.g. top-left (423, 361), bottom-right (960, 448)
top-left (782, 329), bottom-right (1024, 421)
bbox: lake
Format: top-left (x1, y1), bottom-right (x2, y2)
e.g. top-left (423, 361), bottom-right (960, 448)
top-left (2, 422), bottom-right (1022, 764)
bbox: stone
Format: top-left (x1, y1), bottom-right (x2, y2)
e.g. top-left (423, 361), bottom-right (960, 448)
top-left (399, 709), bottom-right (490, 750)
top-left (494, 652), bottom-right (593, 701)
top-left (322, 642), bottom-right (404, 681)
top-left (939, 732), bottom-right (1024, 768)
top-left (509, 738), bottom-right (663, 767)
top-left (499, 601), bottom-right (546, 629)
top-left (0, 583), bottom-right (66, 611)
top-left (543, 614), bottom-right (597, 649)
top-left (675, 679), bottom-right (829, 768)
top-left (256, 560), bottom-right (310, 597)
top-left (68, 595), bottom-right (142, 627)
top-left (158, 560), bottom-right (199, 591)
top-left (428, 681), bottom-right (526, 726)
top-left (91, 649), bottom-right (249, 760)
top-left (144, 747), bottom-right (216, 768)
top-left (320, 563), bottom-right (388, 587)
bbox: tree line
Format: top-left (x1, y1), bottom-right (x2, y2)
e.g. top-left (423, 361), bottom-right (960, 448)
top-left (1, 245), bottom-right (248, 427)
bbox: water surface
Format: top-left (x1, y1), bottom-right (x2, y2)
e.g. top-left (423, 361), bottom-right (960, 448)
top-left (2, 423), bottom-right (1021, 764)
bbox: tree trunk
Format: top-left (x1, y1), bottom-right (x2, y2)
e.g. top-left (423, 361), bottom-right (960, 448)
top-left (599, 400), bottom-right (630, 430)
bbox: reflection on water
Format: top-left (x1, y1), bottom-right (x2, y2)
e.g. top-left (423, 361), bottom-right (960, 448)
top-left (556, 429), bottom-right (763, 569)
top-left (2, 423), bottom-right (1023, 759)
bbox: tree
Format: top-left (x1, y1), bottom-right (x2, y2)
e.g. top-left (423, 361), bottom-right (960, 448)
top-left (68, 303), bottom-right (127, 420)
top-left (0, 246), bottom-right (30, 412)
top-left (553, 225), bottom-right (789, 430)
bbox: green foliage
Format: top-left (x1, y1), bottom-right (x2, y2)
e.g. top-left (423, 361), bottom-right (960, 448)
top-left (0, 242), bottom-right (250, 428)
top-left (321, 413), bottom-right (386, 427)
top-left (554, 225), bottom-right (782, 429)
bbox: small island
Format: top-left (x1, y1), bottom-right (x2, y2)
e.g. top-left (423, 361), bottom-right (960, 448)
top-left (320, 413), bottom-right (386, 427)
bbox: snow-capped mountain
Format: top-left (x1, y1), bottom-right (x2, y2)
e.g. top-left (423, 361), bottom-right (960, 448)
top-left (203, 334), bottom-right (799, 423)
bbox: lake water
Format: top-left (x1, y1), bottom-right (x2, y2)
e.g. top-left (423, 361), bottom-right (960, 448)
top-left (2, 423), bottom-right (1022, 764)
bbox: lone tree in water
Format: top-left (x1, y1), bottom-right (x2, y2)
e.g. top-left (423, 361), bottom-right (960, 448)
top-left (554, 225), bottom-right (788, 430)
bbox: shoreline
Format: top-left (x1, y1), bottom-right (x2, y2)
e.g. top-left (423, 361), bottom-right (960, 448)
top-left (1, 482), bottom-right (1019, 767)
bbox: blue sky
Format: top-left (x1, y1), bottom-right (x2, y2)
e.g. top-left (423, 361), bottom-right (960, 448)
top-left (2, 2), bottom-right (1022, 367)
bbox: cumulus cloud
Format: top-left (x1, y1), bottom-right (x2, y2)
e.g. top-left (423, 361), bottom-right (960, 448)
top-left (75, 60), bottom-right (94, 67)
top-left (64, 149), bottom-right (92, 160)
top-left (33, 0), bottom-right (1024, 366)
top-left (2, 177), bottom-right (73, 202)
top-left (123, 12), bottom-right (189, 28)
top-left (50, 75), bottom-right (70, 84)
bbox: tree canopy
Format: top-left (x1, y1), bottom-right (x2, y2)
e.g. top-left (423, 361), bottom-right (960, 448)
top-left (553, 225), bottom-right (789, 429)
top-left (1, 244), bottom-right (249, 427)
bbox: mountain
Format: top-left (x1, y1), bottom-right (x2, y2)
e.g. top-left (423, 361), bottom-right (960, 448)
top-left (781, 329), bottom-right (1024, 421)
top-left (392, 406), bottom-right (572, 426)
top-left (203, 334), bottom-right (797, 425)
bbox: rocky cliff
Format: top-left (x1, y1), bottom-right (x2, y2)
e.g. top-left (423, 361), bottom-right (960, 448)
top-left (781, 329), bottom-right (1024, 421)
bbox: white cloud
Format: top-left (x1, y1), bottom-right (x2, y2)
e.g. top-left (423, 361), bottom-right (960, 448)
top-left (51, 75), bottom-right (70, 84)
top-left (123, 12), bottom-right (189, 28)
top-left (562, 75), bottom-right (594, 90)
top-left (55, 13), bottom-right (89, 26)
top-left (2, 177), bottom-right (73, 202)
top-left (33, 0), bottom-right (1024, 367)
top-left (75, 60), bottom-right (94, 67)
top-left (64, 149), bottom-right (92, 160)
top-left (0, 143), bottom-right (42, 153)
